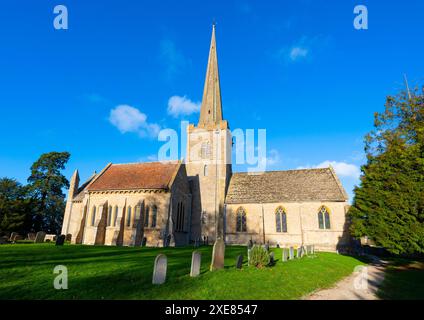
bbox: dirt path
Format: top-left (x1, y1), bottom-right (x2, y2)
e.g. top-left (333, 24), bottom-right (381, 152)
top-left (303, 256), bottom-right (387, 300)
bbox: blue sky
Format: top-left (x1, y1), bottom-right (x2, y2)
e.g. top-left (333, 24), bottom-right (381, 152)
top-left (0, 0), bottom-right (423, 202)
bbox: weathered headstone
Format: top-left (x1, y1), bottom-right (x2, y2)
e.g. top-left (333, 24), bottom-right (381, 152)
top-left (190, 251), bottom-right (201, 277)
top-left (142, 237), bottom-right (147, 247)
top-left (34, 231), bottom-right (46, 243)
top-left (312, 245), bottom-right (315, 254)
top-left (236, 255), bottom-right (243, 269)
top-left (269, 252), bottom-right (275, 265)
top-left (264, 243), bottom-right (270, 252)
top-left (247, 248), bottom-right (251, 265)
top-left (27, 233), bottom-right (36, 241)
top-left (152, 254), bottom-right (167, 284)
top-left (9, 232), bottom-right (18, 242)
top-left (296, 247), bottom-right (302, 258)
top-left (289, 247), bottom-right (294, 260)
top-left (282, 248), bottom-right (288, 262)
top-left (210, 238), bottom-right (225, 271)
top-left (55, 234), bottom-right (65, 246)
top-left (65, 234), bottom-right (72, 242)
top-left (248, 239), bottom-right (253, 249)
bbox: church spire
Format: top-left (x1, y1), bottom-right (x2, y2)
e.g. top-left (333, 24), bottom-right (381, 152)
top-left (198, 24), bottom-right (224, 128)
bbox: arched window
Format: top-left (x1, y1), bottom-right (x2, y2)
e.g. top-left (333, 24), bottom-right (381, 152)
top-left (236, 207), bottom-right (247, 232)
top-left (151, 205), bottom-right (157, 228)
top-left (107, 205), bottom-right (112, 226)
top-left (204, 165), bottom-right (208, 176)
top-left (318, 206), bottom-right (331, 229)
top-left (176, 202), bottom-right (185, 232)
top-left (275, 207), bottom-right (287, 233)
top-left (113, 206), bottom-right (118, 227)
top-left (126, 206), bottom-right (132, 227)
top-left (144, 206), bottom-right (150, 227)
top-left (91, 206), bottom-right (96, 226)
top-left (135, 205), bottom-right (141, 224)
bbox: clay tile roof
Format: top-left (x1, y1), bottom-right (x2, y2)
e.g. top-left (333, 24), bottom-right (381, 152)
top-left (225, 167), bottom-right (348, 204)
top-left (87, 161), bottom-right (180, 191)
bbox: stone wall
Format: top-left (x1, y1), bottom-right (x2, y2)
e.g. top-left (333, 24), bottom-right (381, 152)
top-left (225, 201), bottom-right (350, 251)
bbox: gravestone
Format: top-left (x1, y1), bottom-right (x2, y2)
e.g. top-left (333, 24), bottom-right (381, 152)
top-left (289, 247), bottom-right (294, 260)
top-left (247, 239), bottom-right (253, 249)
top-left (247, 248), bottom-right (251, 265)
top-left (276, 243), bottom-right (280, 248)
top-left (296, 247), bottom-right (302, 258)
top-left (9, 232), bottom-right (18, 242)
top-left (55, 235), bottom-right (65, 246)
top-left (65, 234), bottom-right (72, 242)
top-left (210, 238), bottom-right (225, 271)
top-left (152, 254), bottom-right (167, 284)
top-left (27, 233), bottom-right (36, 241)
top-left (312, 245), bottom-right (315, 254)
top-left (142, 237), bottom-right (147, 247)
top-left (264, 243), bottom-right (270, 252)
top-left (269, 252), bottom-right (275, 265)
top-left (34, 231), bottom-right (46, 243)
top-left (190, 251), bottom-right (201, 277)
top-left (282, 248), bottom-right (288, 262)
top-left (236, 255), bottom-right (243, 269)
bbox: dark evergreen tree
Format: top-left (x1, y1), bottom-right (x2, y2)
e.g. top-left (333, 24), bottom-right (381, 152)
top-left (0, 178), bottom-right (31, 234)
top-left (348, 86), bottom-right (424, 255)
top-left (27, 152), bottom-right (70, 234)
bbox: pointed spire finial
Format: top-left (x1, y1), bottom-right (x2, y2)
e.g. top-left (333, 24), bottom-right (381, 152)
top-left (198, 24), bottom-right (224, 128)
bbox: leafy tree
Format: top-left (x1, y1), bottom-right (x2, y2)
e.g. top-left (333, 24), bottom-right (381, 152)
top-left (348, 86), bottom-right (424, 255)
top-left (0, 178), bottom-right (31, 234)
top-left (27, 152), bottom-right (70, 233)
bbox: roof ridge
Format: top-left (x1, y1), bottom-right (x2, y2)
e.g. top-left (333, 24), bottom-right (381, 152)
top-left (112, 160), bottom-right (179, 166)
top-left (233, 167), bottom-right (330, 175)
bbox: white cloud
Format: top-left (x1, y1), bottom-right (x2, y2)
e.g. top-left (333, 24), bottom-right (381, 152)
top-left (277, 35), bottom-right (330, 64)
top-left (289, 47), bottom-right (308, 61)
top-left (298, 160), bottom-right (361, 179)
top-left (167, 95), bottom-right (201, 117)
top-left (109, 105), bottom-right (160, 138)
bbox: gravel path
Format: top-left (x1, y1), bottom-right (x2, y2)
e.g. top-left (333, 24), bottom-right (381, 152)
top-left (303, 256), bottom-right (387, 300)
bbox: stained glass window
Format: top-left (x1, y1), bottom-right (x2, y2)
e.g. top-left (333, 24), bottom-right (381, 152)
top-left (318, 206), bottom-right (331, 229)
top-left (151, 205), bottom-right (157, 228)
top-left (275, 207), bottom-right (287, 233)
top-left (236, 207), bottom-right (247, 232)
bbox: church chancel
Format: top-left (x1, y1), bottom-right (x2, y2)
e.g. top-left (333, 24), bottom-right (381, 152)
top-left (61, 26), bottom-right (351, 251)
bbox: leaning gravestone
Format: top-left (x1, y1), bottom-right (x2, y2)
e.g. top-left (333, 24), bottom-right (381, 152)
top-left (34, 231), bottom-right (46, 243)
top-left (210, 238), bottom-right (225, 271)
top-left (289, 247), bottom-right (294, 260)
top-left (190, 251), bottom-right (201, 277)
top-left (282, 248), bottom-right (288, 262)
top-left (236, 255), bottom-right (243, 269)
top-left (55, 235), bottom-right (65, 246)
top-left (152, 254), bottom-right (167, 284)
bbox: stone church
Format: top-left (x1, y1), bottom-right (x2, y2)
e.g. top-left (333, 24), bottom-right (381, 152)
top-left (61, 26), bottom-right (351, 251)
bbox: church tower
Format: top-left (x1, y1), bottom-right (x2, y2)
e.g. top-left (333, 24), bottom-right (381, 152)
top-left (186, 25), bottom-right (232, 243)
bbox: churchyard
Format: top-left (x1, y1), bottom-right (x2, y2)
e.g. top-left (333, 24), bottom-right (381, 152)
top-left (0, 242), bottom-right (368, 300)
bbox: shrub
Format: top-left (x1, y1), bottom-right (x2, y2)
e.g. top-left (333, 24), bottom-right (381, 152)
top-left (249, 245), bottom-right (270, 268)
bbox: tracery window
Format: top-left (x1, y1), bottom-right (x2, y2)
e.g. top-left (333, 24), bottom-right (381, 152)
top-left (275, 206), bottom-right (287, 233)
top-left (236, 207), bottom-right (247, 232)
top-left (318, 206), bottom-right (331, 229)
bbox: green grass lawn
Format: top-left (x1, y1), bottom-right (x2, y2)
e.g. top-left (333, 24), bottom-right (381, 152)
top-left (377, 258), bottom-right (424, 300)
top-left (0, 243), bottom-right (365, 300)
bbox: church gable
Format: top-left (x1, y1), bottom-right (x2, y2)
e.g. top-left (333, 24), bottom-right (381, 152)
top-left (225, 168), bottom-right (348, 204)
